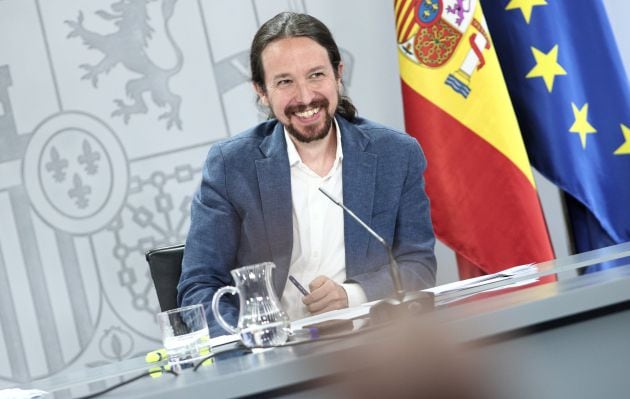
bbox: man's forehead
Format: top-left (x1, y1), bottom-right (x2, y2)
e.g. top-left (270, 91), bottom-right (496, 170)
top-left (262, 37), bottom-right (328, 60)
top-left (269, 64), bottom-right (328, 78)
top-left (261, 37), bottom-right (333, 74)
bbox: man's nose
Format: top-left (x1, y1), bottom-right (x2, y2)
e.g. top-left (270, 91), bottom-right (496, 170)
top-left (294, 80), bottom-right (315, 104)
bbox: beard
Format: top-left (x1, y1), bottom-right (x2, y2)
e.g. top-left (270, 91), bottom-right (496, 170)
top-left (283, 97), bottom-right (334, 143)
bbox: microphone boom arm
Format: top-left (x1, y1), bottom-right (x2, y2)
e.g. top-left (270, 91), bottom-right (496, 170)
top-left (319, 187), bottom-right (405, 301)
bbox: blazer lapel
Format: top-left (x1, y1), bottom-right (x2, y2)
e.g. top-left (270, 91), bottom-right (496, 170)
top-left (340, 118), bottom-right (377, 272)
top-left (256, 123), bottom-right (292, 295)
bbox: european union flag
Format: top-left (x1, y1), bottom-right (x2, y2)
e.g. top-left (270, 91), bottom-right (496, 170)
top-left (480, 0), bottom-right (630, 272)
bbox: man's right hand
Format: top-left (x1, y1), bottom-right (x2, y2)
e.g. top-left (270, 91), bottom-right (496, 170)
top-left (302, 275), bottom-right (349, 315)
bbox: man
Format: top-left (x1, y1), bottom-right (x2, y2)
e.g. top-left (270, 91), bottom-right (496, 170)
top-left (178, 12), bottom-right (436, 336)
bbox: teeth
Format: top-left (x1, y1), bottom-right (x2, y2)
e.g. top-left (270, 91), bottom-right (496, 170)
top-left (295, 108), bottom-right (319, 118)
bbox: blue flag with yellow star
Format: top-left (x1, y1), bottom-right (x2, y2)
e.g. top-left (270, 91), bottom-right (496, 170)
top-left (480, 0), bottom-right (630, 272)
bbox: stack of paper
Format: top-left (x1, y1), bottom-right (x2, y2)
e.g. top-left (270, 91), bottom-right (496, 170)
top-left (423, 263), bottom-right (539, 296)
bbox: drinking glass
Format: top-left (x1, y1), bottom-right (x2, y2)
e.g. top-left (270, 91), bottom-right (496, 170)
top-left (157, 304), bottom-right (210, 365)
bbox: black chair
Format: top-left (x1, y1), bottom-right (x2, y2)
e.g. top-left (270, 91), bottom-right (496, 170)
top-left (146, 244), bottom-right (184, 312)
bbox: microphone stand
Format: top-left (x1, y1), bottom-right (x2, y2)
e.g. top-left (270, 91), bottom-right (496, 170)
top-left (319, 188), bottom-right (433, 324)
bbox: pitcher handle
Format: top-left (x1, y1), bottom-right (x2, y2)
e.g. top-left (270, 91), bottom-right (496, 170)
top-left (211, 286), bottom-right (240, 334)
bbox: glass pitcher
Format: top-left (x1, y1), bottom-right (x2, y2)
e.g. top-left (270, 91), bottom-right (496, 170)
top-left (211, 262), bottom-right (290, 347)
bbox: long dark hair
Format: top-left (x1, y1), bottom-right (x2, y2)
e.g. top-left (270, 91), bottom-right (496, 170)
top-left (250, 12), bottom-right (357, 121)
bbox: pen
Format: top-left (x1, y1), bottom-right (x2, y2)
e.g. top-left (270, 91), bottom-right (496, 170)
top-left (288, 275), bottom-right (310, 296)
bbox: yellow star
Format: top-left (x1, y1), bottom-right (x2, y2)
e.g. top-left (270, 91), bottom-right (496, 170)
top-left (506, 0), bottom-right (548, 24)
top-left (526, 45), bottom-right (567, 92)
top-left (569, 102), bottom-right (597, 149)
top-left (614, 124), bottom-right (630, 155)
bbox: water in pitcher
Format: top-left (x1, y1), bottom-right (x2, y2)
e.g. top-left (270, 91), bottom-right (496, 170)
top-left (239, 321), bottom-right (289, 347)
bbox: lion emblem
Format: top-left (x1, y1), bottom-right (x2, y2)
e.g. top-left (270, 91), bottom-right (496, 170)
top-left (66, 0), bottom-right (183, 130)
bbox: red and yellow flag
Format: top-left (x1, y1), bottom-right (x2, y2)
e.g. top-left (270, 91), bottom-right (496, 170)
top-left (394, 0), bottom-right (554, 277)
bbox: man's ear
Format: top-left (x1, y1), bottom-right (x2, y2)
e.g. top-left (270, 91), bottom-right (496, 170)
top-left (253, 83), bottom-right (269, 106)
top-left (336, 62), bottom-right (344, 86)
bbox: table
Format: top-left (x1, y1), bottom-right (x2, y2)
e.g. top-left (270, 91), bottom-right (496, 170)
top-left (24, 242), bottom-right (630, 398)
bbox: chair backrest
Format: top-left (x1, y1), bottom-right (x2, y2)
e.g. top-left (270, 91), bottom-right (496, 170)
top-left (145, 244), bottom-right (184, 312)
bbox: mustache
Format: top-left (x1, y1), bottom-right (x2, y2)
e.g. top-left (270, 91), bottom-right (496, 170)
top-left (284, 98), bottom-right (330, 118)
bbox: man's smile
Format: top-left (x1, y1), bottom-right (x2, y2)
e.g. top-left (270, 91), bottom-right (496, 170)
top-left (294, 107), bottom-right (321, 119)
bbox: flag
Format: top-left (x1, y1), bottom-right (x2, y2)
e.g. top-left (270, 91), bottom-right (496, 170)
top-left (393, 0), bottom-right (554, 278)
top-left (480, 0), bottom-right (630, 273)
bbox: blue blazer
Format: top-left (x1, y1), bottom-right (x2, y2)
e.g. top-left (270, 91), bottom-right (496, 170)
top-left (178, 116), bottom-right (436, 335)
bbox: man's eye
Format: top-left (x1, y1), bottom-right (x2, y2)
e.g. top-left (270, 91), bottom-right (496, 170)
top-left (276, 79), bottom-right (292, 87)
top-left (310, 72), bottom-right (325, 79)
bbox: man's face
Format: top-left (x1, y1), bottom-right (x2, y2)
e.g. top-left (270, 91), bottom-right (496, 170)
top-left (255, 36), bottom-right (342, 143)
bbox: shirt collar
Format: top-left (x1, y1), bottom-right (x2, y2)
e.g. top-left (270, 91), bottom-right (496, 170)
top-left (284, 117), bottom-right (343, 167)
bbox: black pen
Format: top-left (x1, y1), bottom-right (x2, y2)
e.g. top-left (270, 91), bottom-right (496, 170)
top-left (288, 275), bottom-right (310, 296)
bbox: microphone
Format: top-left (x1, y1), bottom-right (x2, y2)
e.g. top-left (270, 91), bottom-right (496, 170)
top-left (318, 187), bottom-right (433, 323)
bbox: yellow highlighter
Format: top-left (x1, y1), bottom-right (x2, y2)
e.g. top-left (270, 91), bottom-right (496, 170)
top-left (197, 335), bottom-right (214, 367)
top-left (145, 348), bottom-right (168, 364)
top-left (145, 348), bottom-right (170, 378)
top-left (144, 341), bottom-right (214, 374)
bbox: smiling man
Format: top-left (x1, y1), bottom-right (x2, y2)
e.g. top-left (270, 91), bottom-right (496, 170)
top-left (178, 12), bottom-right (437, 336)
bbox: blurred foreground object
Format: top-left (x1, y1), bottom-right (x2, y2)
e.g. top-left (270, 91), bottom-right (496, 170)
top-left (335, 318), bottom-right (498, 399)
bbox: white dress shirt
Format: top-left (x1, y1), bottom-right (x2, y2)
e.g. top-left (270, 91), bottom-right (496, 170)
top-left (280, 118), bottom-right (367, 321)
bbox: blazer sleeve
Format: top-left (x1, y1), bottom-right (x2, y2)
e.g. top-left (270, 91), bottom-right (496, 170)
top-left (347, 137), bottom-right (437, 301)
top-left (177, 144), bottom-right (241, 337)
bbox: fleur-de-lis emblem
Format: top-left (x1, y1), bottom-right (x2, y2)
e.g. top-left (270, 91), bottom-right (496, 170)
top-left (45, 146), bottom-right (69, 182)
top-left (68, 173), bottom-right (92, 209)
top-left (78, 139), bottom-right (101, 175)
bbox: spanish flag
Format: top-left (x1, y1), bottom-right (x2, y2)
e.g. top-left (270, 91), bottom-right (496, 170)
top-left (394, 0), bottom-right (554, 277)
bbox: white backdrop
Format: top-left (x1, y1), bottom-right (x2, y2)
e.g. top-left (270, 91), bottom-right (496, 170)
top-left (0, 0), bottom-right (628, 391)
